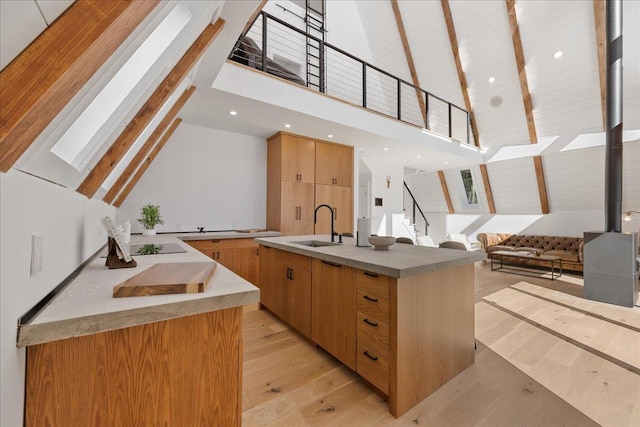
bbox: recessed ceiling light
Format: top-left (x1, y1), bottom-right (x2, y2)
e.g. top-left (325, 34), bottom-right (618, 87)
top-left (229, 110), bottom-right (237, 116)
top-left (383, 147), bottom-right (389, 151)
top-left (417, 155), bottom-right (421, 158)
top-left (327, 134), bottom-right (334, 138)
top-left (444, 161), bottom-right (448, 164)
top-left (553, 50), bottom-right (563, 59)
top-left (488, 76), bottom-right (496, 84)
top-left (284, 124), bottom-right (291, 128)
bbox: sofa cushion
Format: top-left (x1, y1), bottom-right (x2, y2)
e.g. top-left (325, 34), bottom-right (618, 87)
top-left (488, 245), bottom-right (516, 253)
top-left (542, 250), bottom-right (580, 262)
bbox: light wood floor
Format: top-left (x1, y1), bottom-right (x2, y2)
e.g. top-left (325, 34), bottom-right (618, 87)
top-left (242, 262), bottom-right (640, 426)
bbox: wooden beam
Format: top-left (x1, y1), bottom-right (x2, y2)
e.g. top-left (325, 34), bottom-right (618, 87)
top-left (0, 0), bottom-right (159, 173)
top-left (114, 118), bottom-right (182, 207)
top-left (506, 0), bottom-right (538, 144)
top-left (441, 0), bottom-right (480, 146)
top-left (438, 170), bottom-right (454, 214)
top-left (390, 0), bottom-right (427, 124)
top-left (479, 164), bottom-right (496, 214)
top-left (242, 0), bottom-right (269, 35)
top-left (102, 86), bottom-right (195, 205)
top-left (77, 19), bottom-right (225, 198)
top-left (593, 0), bottom-right (606, 129)
top-left (533, 156), bottom-right (549, 214)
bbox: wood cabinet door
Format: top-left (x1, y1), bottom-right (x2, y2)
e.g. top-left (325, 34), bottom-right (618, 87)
top-left (235, 240), bottom-right (259, 285)
top-left (315, 184), bottom-right (353, 235)
top-left (281, 181), bottom-right (315, 236)
top-left (281, 135), bottom-right (315, 183)
top-left (276, 251), bottom-right (312, 337)
top-left (315, 142), bottom-right (353, 187)
top-left (214, 247), bottom-right (236, 271)
top-left (258, 245), bottom-right (277, 310)
top-left (311, 258), bottom-right (356, 369)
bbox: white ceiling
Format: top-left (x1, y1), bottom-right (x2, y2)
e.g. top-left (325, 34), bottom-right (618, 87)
top-left (182, 0), bottom-right (640, 172)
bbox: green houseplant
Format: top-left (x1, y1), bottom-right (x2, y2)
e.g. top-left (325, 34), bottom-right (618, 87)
top-left (138, 204), bottom-right (164, 235)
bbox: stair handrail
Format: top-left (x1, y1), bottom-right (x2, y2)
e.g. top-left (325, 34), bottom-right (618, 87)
top-left (229, 10), bottom-right (475, 145)
top-left (403, 181), bottom-right (429, 235)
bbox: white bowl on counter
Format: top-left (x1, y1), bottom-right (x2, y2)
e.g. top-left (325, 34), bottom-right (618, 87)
top-left (368, 236), bottom-right (396, 250)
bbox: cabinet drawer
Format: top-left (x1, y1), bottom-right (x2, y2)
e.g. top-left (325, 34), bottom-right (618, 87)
top-left (356, 311), bottom-right (389, 358)
top-left (185, 239), bottom-right (237, 252)
top-left (356, 342), bottom-right (389, 394)
top-left (236, 238), bottom-right (258, 249)
top-left (356, 288), bottom-right (389, 319)
top-left (356, 270), bottom-right (390, 297)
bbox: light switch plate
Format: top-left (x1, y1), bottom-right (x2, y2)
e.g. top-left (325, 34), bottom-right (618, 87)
top-left (30, 233), bottom-right (43, 275)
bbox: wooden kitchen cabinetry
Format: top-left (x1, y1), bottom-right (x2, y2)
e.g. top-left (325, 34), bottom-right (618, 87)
top-left (355, 270), bottom-right (390, 394)
top-left (185, 238), bottom-right (258, 285)
top-left (275, 250), bottom-right (312, 337)
top-left (315, 141), bottom-right (353, 187)
top-left (311, 258), bottom-right (357, 370)
top-left (259, 247), bottom-right (312, 338)
top-left (257, 244), bottom-right (277, 310)
top-left (267, 132), bottom-right (354, 236)
top-left (315, 184), bottom-right (353, 235)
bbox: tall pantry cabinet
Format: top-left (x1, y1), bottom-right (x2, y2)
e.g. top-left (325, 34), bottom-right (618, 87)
top-left (266, 132), bottom-right (353, 236)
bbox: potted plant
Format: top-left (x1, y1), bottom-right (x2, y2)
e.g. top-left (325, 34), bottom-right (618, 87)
top-left (138, 203), bottom-right (164, 236)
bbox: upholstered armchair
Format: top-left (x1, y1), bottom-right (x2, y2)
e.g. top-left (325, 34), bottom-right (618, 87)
top-left (446, 233), bottom-right (482, 251)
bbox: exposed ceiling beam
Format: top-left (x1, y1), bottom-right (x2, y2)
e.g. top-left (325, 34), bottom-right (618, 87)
top-left (390, 0), bottom-right (427, 124)
top-left (533, 156), bottom-right (549, 214)
top-left (242, 0), bottom-right (269, 35)
top-left (114, 118), bottom-right (182, 208)
top-left (438, 170), bottom-right (455, 214)
top-left (506, 0), bottom-right (538, 144)
top-left (103, 86), bottom-right (196, 205)
top-left (440, 0), bottom-right (480, 147)
top-left (593, 0), bottom-right (606, 129)
top-left (77, 19), bottom-right (225, 199)
top-left (479, 164), bottom-right (496, 214)
top-left (0, 1), bottom-right (159, 173)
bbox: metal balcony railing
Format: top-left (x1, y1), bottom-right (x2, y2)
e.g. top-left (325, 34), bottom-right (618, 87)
top-left (229, 11), bottom-right (476, 145)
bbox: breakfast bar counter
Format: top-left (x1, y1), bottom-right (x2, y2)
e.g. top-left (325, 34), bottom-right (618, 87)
top-left (254, 235), bottom-right (485, 417)
top-left (18, 234), bottom-right (261, 427)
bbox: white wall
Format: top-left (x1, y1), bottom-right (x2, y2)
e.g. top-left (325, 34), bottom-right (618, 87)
top-left (361, 157), bottom-right (404, 237)
top-left (0, 170), bottom-right (115, 427)
top-left (117, 123), bottom-right (267, 233)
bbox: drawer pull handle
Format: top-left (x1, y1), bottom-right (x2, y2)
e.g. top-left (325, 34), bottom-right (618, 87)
top-left (363, 295), bottom-right (378, 302)
top-left (363, 271), bottom-right (378, 277)
top-left (363, 351), bottom-right (378, 361)
top-left (363, 318), bottom-right (378, 327)
top-left (321, 260), bottom-right (342, 267)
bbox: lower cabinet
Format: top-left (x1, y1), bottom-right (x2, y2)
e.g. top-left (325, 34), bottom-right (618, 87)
top-left (275, 251), bottom-right (312, 337)
top-left (185, 238), bottom-right (259, 286)
top-left (355, 270), bottom-right (390, 394)
top-left (257, 248), bottom-right (391, 395)
top-left (311, 258), bottom-right (356, 370)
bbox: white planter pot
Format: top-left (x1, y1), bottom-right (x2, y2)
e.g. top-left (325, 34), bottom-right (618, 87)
top-left (142, 229), bottom-right (156, 236)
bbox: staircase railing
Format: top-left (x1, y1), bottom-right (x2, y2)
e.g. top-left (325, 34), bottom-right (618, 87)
top-left (403, 181), bottom-right (429, 237)
top-left (229, 10), bottom-right (475, 145)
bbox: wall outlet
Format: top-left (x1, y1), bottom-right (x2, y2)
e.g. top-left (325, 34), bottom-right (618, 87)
top-left (30, 234), bottom-right (43, 275)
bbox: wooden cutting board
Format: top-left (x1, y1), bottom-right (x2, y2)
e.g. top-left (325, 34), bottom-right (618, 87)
top-left (113, 262), bottom-right (216, 298)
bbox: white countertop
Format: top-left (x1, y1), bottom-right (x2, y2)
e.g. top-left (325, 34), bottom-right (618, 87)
top-left (166, 230), bottom-right (280, 241)
top-left (255, 235), bottom-right (486, 278)
top-left (17, 235), bottom-right (260, 348)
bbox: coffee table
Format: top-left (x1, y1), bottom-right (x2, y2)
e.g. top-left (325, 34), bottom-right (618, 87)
top-left (490, 250), bottom-right (562, 280)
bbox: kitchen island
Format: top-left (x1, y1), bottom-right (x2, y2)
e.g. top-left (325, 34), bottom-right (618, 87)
top-left (17, 234), bottom-right (261, 427)
top-left (255, 235), bottom-right (486, 417)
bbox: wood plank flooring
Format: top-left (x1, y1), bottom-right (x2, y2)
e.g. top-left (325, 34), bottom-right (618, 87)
top-left (242, 262), bottom-right (639, 426)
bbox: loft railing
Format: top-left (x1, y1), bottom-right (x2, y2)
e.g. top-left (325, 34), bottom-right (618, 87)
top-left (229, 11), bottom-right (476, 145)
top-left (403, 181), bottom-right (429, 237)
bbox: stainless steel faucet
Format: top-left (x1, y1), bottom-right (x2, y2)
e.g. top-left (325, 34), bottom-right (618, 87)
top-left (314, 204), bottom-right (337, 242)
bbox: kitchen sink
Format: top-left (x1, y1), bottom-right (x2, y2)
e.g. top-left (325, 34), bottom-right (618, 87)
top-left (291, 240), bottom-right (341, 247)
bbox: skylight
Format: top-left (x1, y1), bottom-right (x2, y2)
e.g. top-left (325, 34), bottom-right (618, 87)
top-left (50, 2), bottom-right (192, 170)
